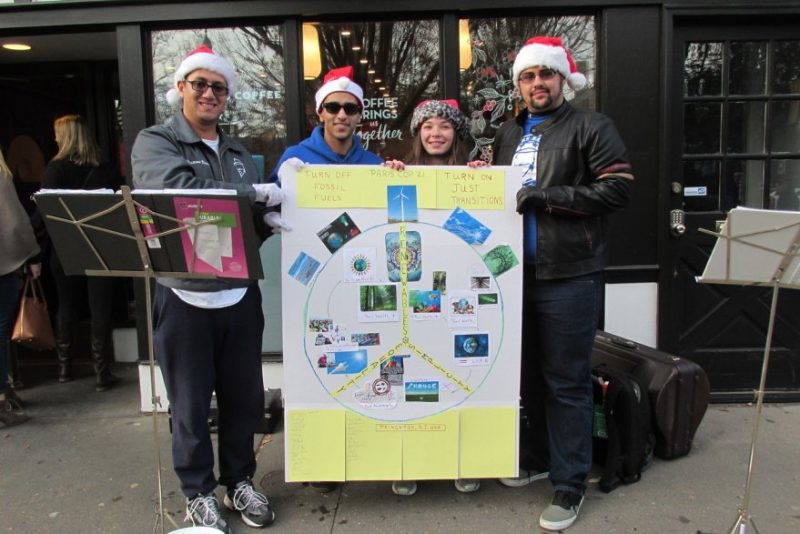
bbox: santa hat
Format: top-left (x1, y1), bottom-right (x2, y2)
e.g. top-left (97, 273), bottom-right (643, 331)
top-left (314, 66), bottom-right (364, 111)
top-left (166, 45), bottom-right (236, 107)
top-left (410, 99), bottom-right (470, 139)
top-left (512, 36), bottom-right (587, 91)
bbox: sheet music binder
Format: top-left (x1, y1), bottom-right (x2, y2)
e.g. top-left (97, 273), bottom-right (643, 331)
top-left (36, 190), bottom-right (264, 280)
top-left (35, 192), bottom-right (142, 274)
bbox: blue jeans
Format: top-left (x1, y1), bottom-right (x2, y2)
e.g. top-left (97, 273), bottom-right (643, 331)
top-left (519, 270), bottom-right (602, 496)
top-left (0, 271), bottom-right (23, 396)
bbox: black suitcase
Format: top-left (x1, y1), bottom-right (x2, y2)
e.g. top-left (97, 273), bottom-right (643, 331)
top-left (592, 330), bottom-right (710, 459)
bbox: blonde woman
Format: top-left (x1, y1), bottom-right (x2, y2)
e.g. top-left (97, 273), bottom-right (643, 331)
top-left (0, 148), bottom-right (41, 426)
top-left (40, 114), bottom-right (119, 391)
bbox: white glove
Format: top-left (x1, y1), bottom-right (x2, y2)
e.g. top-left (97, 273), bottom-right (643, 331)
top-left (277, 157), bottom-right (305, 182)
top-left (253, 183), bottom-right (285, 207)
top-left (263, 211), bottom-right (293, 234)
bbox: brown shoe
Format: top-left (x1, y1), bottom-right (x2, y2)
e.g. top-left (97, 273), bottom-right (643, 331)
top-left (4, 387), bottom-right (24, 410)
top-left (0, 399), bottom-right (29, 427)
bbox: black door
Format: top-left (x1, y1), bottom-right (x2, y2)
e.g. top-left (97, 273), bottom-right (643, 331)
top-left (661, 21), bottom-right (800, 401)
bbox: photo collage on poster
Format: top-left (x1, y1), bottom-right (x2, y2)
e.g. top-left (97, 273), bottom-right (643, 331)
top-left (288, 182), bottom-right (519, 413)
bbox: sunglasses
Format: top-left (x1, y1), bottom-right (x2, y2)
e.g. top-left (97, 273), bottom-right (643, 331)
top-left (322, 101), bottom-right (362, 116)
top-left (184, 78), bottom-right (229, 96)
top-left (518, 69), bottom-right (558, 84)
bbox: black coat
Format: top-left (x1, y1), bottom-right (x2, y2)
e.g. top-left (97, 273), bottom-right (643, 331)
top-left (493, 102), bottom-right (633, 279)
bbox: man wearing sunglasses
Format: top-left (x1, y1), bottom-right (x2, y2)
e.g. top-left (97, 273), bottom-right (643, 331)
top-left (492, 36), bottom-right (633, 531)
top-left (132, 45), bottom-right (282, 533)
top-left (268, 65), bottom-right (382, 185)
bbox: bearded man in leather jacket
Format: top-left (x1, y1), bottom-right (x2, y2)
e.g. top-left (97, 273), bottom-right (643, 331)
top-left (493, 36), bottom-right (633, 531)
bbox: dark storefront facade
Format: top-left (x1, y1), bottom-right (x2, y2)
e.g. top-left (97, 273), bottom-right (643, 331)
top-left (2, 0), bottom-right (800, 401)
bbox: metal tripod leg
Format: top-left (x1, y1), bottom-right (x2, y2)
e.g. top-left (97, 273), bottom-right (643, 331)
top-left (726, 281), bottom-right (778, 534)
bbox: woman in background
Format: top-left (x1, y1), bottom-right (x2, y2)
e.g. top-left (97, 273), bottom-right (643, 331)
top-left (0, 148), bottom-right (40, 426)
top-left (40, 114), bottom-right (119, 391)
top-left (385, 99), bottom-right (485, 496)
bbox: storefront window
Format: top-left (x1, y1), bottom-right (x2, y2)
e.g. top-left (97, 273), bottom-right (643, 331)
top-left (460, 16), bottom-right (596, 162)
top-left (151, 27), bottom-right (287, 182)
top-left (302, 20), bottom-right (440, 160)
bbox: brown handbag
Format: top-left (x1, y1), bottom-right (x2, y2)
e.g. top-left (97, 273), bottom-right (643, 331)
top-left (11, 276), bottom-right (56, 351)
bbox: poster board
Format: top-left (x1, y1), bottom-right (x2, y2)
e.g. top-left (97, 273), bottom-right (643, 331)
top-left (280, 164), bottom-right (524, 482)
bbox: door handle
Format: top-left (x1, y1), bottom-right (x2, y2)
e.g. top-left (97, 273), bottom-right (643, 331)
top-left (670, 209), bottom-right (686, 236)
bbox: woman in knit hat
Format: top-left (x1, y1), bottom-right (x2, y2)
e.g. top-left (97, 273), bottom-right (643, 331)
top-left (385, 99), bottom-right (483, 496)
top-left (385, 99), bottom-right (483, 169)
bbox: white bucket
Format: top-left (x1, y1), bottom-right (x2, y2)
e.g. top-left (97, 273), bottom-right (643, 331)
top-left (169, 528), bottom-right (224, 534)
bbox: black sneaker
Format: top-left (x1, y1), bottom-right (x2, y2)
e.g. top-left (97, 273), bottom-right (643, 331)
top-left (224, 478), bottom-right (276, 528)
top-left (185, 492), bottom-right (229, 533)
top-left (539, 490), bottom-right (584, 531)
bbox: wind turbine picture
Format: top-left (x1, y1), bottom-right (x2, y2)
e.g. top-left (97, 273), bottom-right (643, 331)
top-left (387, 185), bottom-right (418, 223)
top-left (395, 187), bottom-right (409, 221)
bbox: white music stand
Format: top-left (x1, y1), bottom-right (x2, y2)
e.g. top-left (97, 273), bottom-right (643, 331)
top-left (697, 206), bottom-right (800, 534)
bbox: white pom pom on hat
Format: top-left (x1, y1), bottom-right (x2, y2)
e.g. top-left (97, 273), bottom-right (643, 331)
top-left (314, 66), bottom-right (365, 111)
top-left (165, 44), bottom-right (236, 107)
top-left (512, 36), bottom-right (587, 91)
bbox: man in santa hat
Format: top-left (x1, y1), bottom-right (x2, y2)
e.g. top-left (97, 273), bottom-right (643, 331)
top-left (267, 65), bottom-right (383, 493)
top-left (132, 45), bottom-right (281, 532)
top-left (493, 36), bottom-right (634, 531)
top-left (268, 65), bottom-right (383, 185)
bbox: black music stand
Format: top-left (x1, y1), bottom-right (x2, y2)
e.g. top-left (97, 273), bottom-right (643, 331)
top-left (697, 206), bottom-right (800, 534)
top-left (36, 186), bottom-right (264, 534)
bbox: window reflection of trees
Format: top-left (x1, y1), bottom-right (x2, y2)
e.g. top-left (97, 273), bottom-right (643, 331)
top-left (684, 42), bottom-right (723, 97)
top-left (151, 27), bottom-right (287, 176)
top-left (460, 16), bottom-right (596, 162)
top-left (307, 20), bottom-right (440, 159)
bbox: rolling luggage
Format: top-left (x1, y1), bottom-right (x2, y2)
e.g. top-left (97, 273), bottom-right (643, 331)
top-left (592, 330), bottom-right (710, 459)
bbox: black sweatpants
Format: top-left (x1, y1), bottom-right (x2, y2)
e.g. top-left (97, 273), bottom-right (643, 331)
top-left (152, 283), bottom-right (265, 498)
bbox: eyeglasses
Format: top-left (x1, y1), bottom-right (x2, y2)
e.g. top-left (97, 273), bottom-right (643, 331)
top-left (183, 79), bottom-right (229, 96)
top-left (518, 69), bottom-right (558, 84)
top-left (322, 102), bottom-right (362, 116)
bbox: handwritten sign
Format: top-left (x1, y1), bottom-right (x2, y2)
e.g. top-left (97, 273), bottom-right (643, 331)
top-left (295, 166), bottom-right (505, 210)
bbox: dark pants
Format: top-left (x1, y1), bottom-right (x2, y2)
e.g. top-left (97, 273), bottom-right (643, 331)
top-left (50, 253), bottom-right (114, 345)
top-left (519, 270), bottom-right (602, 496)
top-left (153, 283), bottom-right (265, 498)
top-left (0, 271), bottom-right (22, 396)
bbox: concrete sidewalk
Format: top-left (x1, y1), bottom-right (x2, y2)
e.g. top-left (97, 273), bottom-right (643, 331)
top-left (2, 364), bottom-right (798, 534)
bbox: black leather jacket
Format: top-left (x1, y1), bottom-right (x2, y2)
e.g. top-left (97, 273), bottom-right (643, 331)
top-left (493, 102), bottom-right (633, 279)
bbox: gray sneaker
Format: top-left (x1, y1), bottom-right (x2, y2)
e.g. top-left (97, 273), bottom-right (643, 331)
top-left (454, 478), bottom-right (480, 493)
top-left (185, 492), bottom-right (229, 533)
top-left (539, 490), bottom-right (584, 531)
top-left (224, 478), bottom-right (276, 527)
top-left (391, 480), bottom-right (418, 496)
top-left (498, 468), bottom-right (549, 487)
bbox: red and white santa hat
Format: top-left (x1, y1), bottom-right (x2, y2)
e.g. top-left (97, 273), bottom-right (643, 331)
top-left (314, 66), bottom-right (365, 111)
top-left (512, 36), bottom-right (587, 91)
top-left (166, 45), bottom-right (237, 106)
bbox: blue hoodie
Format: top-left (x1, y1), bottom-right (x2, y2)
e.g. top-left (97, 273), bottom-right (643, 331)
top-left (269, 126), bottom-right (383, 182)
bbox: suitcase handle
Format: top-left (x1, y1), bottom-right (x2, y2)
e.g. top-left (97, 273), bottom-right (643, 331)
top-left (610, 336), bottom-right (638, 350)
